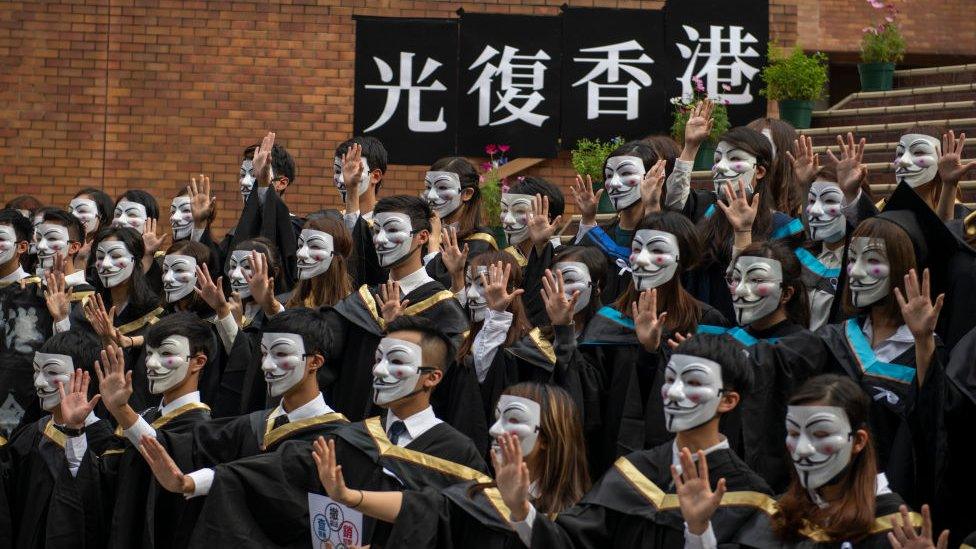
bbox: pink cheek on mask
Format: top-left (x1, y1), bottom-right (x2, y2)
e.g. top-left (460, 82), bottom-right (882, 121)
top-left (870, 267), bottom-right (884, 276)
top-left (732, 162), bottom-right (749, 172)
top-left (688, 394), bottom-right (701, 403)
top-left (757, 285), bottom-right (773, 296)
top-left (655, 256), bottom-right (665, 265)
top-left (629, 253), bottom-right (637, 264)
top-left (786, 441), bottom-right (797, 453)
top-left (826, 207), bottom-right (841, 215)
top-left (916, 158), bottom-right (929, 167)
top-left (822, 445), bottom-right (836, 454)
top-left (163, 358), bottom-right (178, 366)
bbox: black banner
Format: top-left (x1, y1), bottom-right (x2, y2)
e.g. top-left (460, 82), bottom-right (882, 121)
top-left (664, 0), bottom-right (769, 127)
top-left (354, 17), bottom-right (458, 164)
top-left (458, 13), bottom-right (562, 158)
top-left (560, 7), bottom-right (667, 148)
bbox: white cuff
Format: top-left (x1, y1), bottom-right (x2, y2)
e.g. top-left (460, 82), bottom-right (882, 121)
top-left (422, 251), bottom-right (440, 265)
top-left (683, 522), bottom-right (717, 549)
top-left (216, 313), bottom-right (239, 354)
top-left (573, 222), bottom-right (597, 244)
top-left (123, 415), bottom-right (157, 447)
top-left (65, 432), bottom-right (88, 477)
top-left (343, 212), bottom-right (360, 231)
top-left (510, 503), bottom-right (537, 547)
top-left (472, 309), bottom-right (513, 383)
top-left (53, 317), bottom-right (71, 334)
top-left (186, 468), bottom-right (215, 498)
top-left (190, 228), bottom-right (205, 242)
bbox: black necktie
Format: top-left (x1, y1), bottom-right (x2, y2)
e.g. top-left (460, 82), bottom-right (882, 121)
top-left (387, 420), bottom-right (407, 445)
top-left (144, 407), bottom-right (161, 423)
top-left (272, 414), bottom-right (290, 430)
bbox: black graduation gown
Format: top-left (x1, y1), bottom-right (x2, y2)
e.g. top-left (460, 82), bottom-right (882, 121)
top-left (578, 220), bottom-right (633, 304)
top-left (186, 416), bottom-right (487, 549)
top-left (347, 214), bottom-right (388, 288)
top-left (0, 276), bottom-right (52, 436)
top-left (326, 281), bottom-right (469, 421)
top-left (732, 492), bottom-right (916, 548)
top-left (530, 445), bottom-right (773, 549)
top-left (520, 242), bottom-right (559, 328)
top-left (695, 320), bottom-right (825, 493)
top-left (46, 402), bottom-right (212, 549)
top-left (0, 436), bottom-right (12, 549)
top-left (4, 415), bottom-right (113, 549)
top-left (425, 229), bottom-right (498, 289)
top-left (228, 185), bottom-right (299, 293)
top-left (431, 356), bottom-right (490, 458)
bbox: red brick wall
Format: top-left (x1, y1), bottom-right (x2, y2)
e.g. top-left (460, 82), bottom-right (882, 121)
top-left (0, 0), bottom-right (970, 235)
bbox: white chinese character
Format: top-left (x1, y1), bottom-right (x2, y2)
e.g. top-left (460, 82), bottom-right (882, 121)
top-left (467, 45), bottom-right (551, 127)
top-left (676, 25), bottom-right (760, 105)
top-left (572, 40), bottom-right (654, 120)
top-left (363, 52), bottom-right (448, 133)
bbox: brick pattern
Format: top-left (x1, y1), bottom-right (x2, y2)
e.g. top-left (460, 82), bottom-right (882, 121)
top-left (1, 1), bottom-right (971, 235)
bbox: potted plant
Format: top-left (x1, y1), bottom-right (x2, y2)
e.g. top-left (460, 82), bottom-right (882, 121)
top-left (480, 144), bottom-right (510, 246)
top-left (858, 1), bottom-right (906, 91)
top-left (760, 45), bottom-right (829, 129)
top-left (671, 76), bottom-right (731, 170)
top-left (570, 136), bottom-right (623, 214)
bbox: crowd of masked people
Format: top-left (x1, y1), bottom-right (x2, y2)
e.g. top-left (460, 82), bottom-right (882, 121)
top-left (2, 100), bottom-right (976, 548)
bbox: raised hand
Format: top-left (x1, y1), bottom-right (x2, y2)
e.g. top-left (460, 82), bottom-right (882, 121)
top-left (572, 174), bottom-right (602, 226)
top-left (894, 268), bottom-right (945, 339)
top-left (683, 99), bottom-right (715, 148)
top-left (667, 331), bottom-right (693, 350)
top-left (84, 293), bottom-right (121, 347)
top-left (142, 217), bottom-right (169, 258)
top-left (888, 504), bottom-right (948, 549)
top-left (311, 437), bottom-right (358, 507)
top-left (188, 174), bottom-right (216, 228)
top-left (58, 369), bottom-right (100, 429)
top-left (252, 132), bottom-right (276, 186)
top-left (245, 250), bottom-right (275, 313)
top-left (787, 134), bottom-right (820, 186)
top-left (491, 433), bottom-right (531, 522)
top-left (139, 436), bottom-right (192, 494)
top-left (672, 448), bottom-right (727, 536)
top-left (44, 269), bottom-right (72, 322)
top-left (716, 179), bottom-right (760, 233)
top-left (194, 263), bottom-right (231, 318)
top-left (428, 214), bottom-right (442, 256)
top-left (342, 142), bottom-right (365, 212)
top-left (632, 289), bottom-right (668, 352)
top-left (527, 194), bottom-right (563, 250)
top-left (826, 132), bottom-right (867, 201)
top-left (483, 260), bottom-right (524, 313)
top-left (541, 268), bottom-right (579, 326)
top-left (228, 292), bottom-right (243, 326)
top-left (440, 226), bottom-right (468, 292)
top-left (640, 159), bottom-right (668, 215)
top-left (939, 130), bottom-right (974, 186)
top-left (92, 344), bottom-right (132, 413)
top-left (376, 280), bottom-right (410, 324)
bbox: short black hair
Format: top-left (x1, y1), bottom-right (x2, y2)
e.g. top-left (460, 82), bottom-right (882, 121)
top-left (117, 189), bottom-right (160, 220)
top-left (41, 209), bottom-right (85, 243)
top-left (263, 308), bottom-right (333, 359)
top-left (145, 312), bottom-right (215, 360)
top-left (386, 316), bottom-right (455, 372)
top-left (271, 143), bottom-right (297, 186)
top-left (73, 188), bottom-right (115, 226)
top-left (374, 195), bottom-right (433, 234)
top-left (508, 176), bottom-right (565, 220)
top-left (39, 331), bottom-right (102, 377)
top-left (0, 208), bottom-right (34, 243)
top-left (4, 195), bottom-right (43, 214)
top-left (335, 136), bottom-right (389, 175)
top-left (673, 334), bottom-right (753, 398)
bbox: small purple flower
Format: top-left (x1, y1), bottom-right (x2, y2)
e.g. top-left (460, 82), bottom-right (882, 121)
top-left (723, 99), bottom-right (730, 106)
top-left (721, 83), bottom-right (732, 92)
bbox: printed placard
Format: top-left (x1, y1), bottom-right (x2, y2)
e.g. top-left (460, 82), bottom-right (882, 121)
top-left (308, 493), bottom-right (363, 549)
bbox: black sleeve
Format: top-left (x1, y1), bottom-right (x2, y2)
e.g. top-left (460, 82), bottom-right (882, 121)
top-left (349, 216), bottom-right (387, 288)
top-left (530, 504), bottom-right (614, 549)
top-left (523, 243), bottom-right (556, 327)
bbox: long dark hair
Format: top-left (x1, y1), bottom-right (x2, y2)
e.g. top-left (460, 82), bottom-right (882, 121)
top-left (116, 189), bottom-right (160, 220)
top-left (748, 117), bottom-right (802, 215)
top-left (614, 211), bottom-right (704, 336)
top-left (286, 217), bottom-right (353, 309)
top-left (842, 217), bottom-right (915, 322)
top-left (603, 140), bottom-right (660, 212)
top-left (699, 127), bottom-right (775, 268)
top-left (429, 156), bottom-right (483, 239)
top-left (456, 251), bottom-right (529, 361)
top-left (228, 236), bottom-right (282, 301)
top-left (773, 374), bottom-right (877, 542)
top-left (88, 226), bottom-right (158, 311)
top-left (552, 245), bottom-right (607, 326)
top-left (73, 188), bottom-right (114, 236)
top-left (735, 240), bottom-right (810, 328)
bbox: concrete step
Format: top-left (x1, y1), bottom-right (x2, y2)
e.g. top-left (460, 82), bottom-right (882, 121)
top-left (894, 64), bottom-right (976, 88)
top-left (797, 117), bottom-right (976, 147)
top-left (831, 83), bottom-right (976, 110)
top-left (810, 140), bottom-right (976, 164)
top-left (810, 101), bottom-right (976, 128)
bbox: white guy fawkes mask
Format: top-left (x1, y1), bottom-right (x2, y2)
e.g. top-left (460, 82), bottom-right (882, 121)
top-left (69, 198), bottom-right (100, 235)
top-left (424, 171), bottom-right (464, 219)
top-left (500, 194), bottom-right (534, 245)
top-left (465, 265), bottom-right (489, 323)
top-left (95, 240), bottom-right (135, 288)
top-left (604, 156), bottom-right (645, 211)
top-left (333, 155), bottom-right (371, 203)
top-left (261, 332), bottom-right (309, 398)
top-left (227, 250), bottom-right (255, 299)
top-left (729, 256), bottom-right (783, 326)
top-left (489, 395), bottom-right (542, 457)
top-left (240, 159), bottom-right (256, 203)
top-left (894, 134), bottom-right (941, 188)
top-left (372, 212), bottom-right (415, 268)
top-left (112, 199), bottom-right (148, 234)
top-left (554, 261), bottom-right (592, 314)
top-left (33, 352), bottom-right (74, 411)
top-left (170, 197), bottom-right (193, 241)
top-left (806, 180), bottom-right (846, 243)
top-left (30, 214), bottom-right (43, 257)
top-left (35, 223), bottom-right (71, 275)
top-left (630, 230), bottom-right (680, 291)
top-left (162, 254), bottom-right (197, 303)
top-left (786, 405), bottom-right (854, 490)
top-left (297, 229), bottom-right (335, 280)
top-left (145, 335), bottom-right (193, 395)
top-left (848, 237), bottom-right (890, 308)
top-left (713, 141), bottom-right (757, 196)
top-left (372, 337), bottom-right (428, 406)
top-left (661, 354), bottom-right (724, 433)
top-left (0, 225), bottom-right (17, 265)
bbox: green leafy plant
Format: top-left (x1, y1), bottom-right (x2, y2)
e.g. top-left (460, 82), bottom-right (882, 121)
top-left (760, 45), bottom-right (829, 101)
top-left (571, 137), bottom-right (623, 182)
top-left (480, 170), bottom-right (502, 226)
top-left (670, 76), bottom-right (730, 143)
top-left (860, 1), bottom-right (906, 63)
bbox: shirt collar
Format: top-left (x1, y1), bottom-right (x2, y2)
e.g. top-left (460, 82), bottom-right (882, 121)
top-left (63, 270), bottom-right (88, 287)
top-left (863, 317), bottom-right (915, 344)
top-left (670, 437), bottom-right (730, 472)
top-left (0, 266), bottom-right (28, 284)
top-left (160, 391), bottom-right (201, 416)
top-left (386, 406), bottom-right (440, 441)
top-left (818, 243), bottom-right (843, 264)
top-left (396, 266), bottom-right (434, 296)
top-left (277, 392), bottom-right (333, 423)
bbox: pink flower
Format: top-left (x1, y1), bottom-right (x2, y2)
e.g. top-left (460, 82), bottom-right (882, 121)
top-left (867, 0), bottom-right (885, 9)
top-left (498, 144), bottom-right (510, 153)
top-left (721, 83), bottom-right (732, 92)
top-left (723, 99), bottom-right (731, 106)
top-left (479, 175), bottom-right (485, 184)
top-left (692, 75), bottom-right (705, 92)
top-left (884, 14), bottom-right (894, 22)
top-left (485, 144), bottom-right (498, 155)
top-left (481, 162), bottom-right (492, 172)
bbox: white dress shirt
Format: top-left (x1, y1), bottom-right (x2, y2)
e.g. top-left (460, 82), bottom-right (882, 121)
top-left (385, 406), bottom-right (442, 448)
top-left (0, 266), bottom-right (28, 285)
top-left (122, 391), bottom-right (203, 447)
top-left (473, 309), bottom-right (512, 383)
top-left (396, 266), bottom-right (435, 298)
top-left (807, 244), bottom-right (844, 332)
top-left (862, 317), bottom-right (915, 363)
